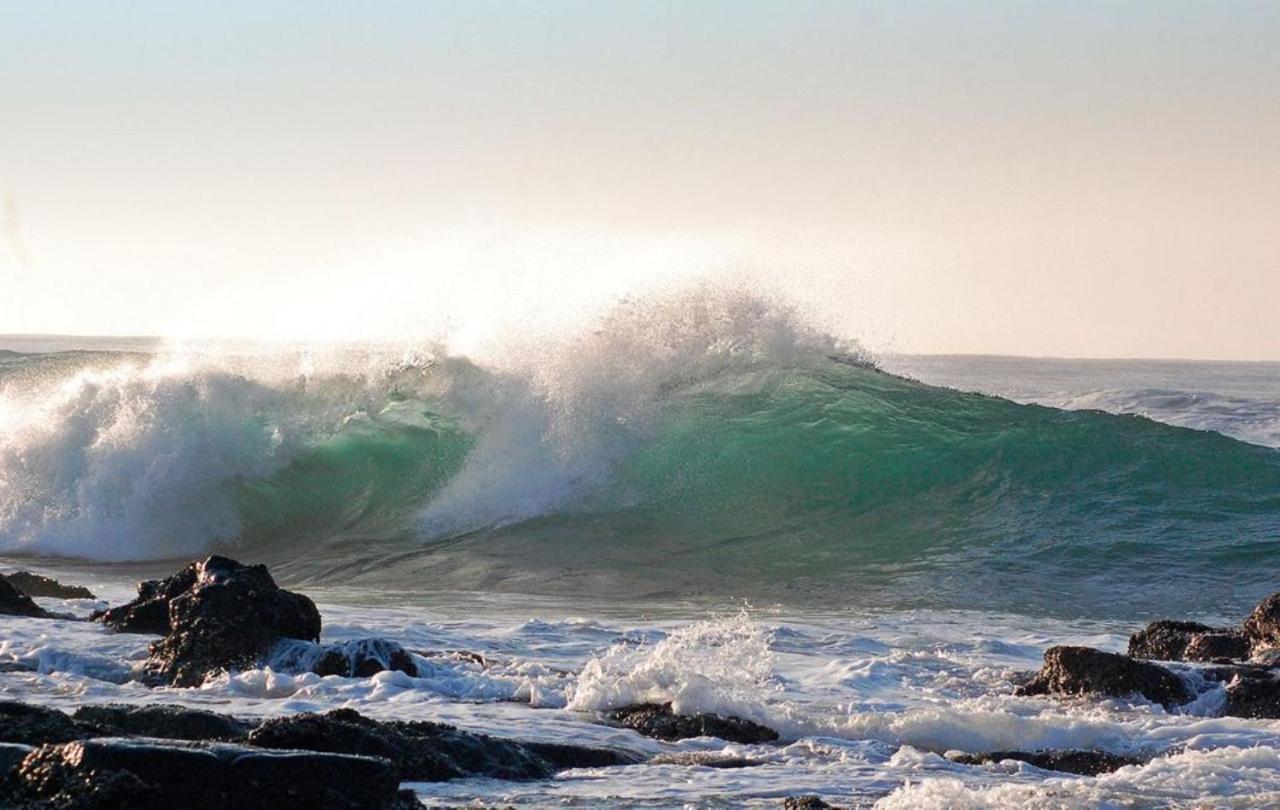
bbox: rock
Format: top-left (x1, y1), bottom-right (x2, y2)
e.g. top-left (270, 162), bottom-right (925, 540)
top-left (783, 798), bottom-right (838, 809)
top-left (0, 702), bottom-right (86, 746)
top-left (948, 749), bottom-right (1145, 776)
top-left (92, 566), bottom-right (201, 635)
top-left (5, 736), bottom-right (416, 809)
top-left (650, 751), bottom-right (762, 768)
top-left (521, 740), bottom-right (642, 771)
top-left (94, 557), bottom-right (322, 686)
top-left (1014, 646), bottom-right (1193, 708)
top-left (1184, 631), bottom-right (1251, 662)
top-left (1128, 621), bottom-right (1233, 661)
top-left (0, 576), bottom-right (55, 619)
top-left (1223, 670), bottom-right (1280, 719)
top-left (0, 661), bottom-right (36, 673)
top-left (0, 743), bottom-right (33, 777)
top-left (3, 571), bottom-right (95, 600)
top-left (605, 703), bottom-right (780, 744)
top-left (248, 708), bottom-right (636, 782)
top-left (271, 638), bottom-right (419, 679)
top-left (74, 704), bottom-right (254, 741)
top-left (1244, 593), bottom-right (1280, 649)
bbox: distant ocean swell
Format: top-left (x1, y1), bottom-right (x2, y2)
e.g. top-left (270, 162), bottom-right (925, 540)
top-left (2, 291), bottom-right (1278, 615)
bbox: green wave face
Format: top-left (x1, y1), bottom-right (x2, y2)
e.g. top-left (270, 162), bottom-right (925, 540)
top-left (243, 361), bottom-right (1280, 618)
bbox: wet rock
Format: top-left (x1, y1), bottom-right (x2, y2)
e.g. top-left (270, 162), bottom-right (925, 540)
top-left (5, 736), bottom-right (415, 809)
top-left (1223, 670), bottom-right (1280, 719)
top-left (605, 702), bottom-right (780, 744)
top-left (0, 661), bottom-right (36, 674)
top-left (3, 571), bottom-right (95, 600)
top-left (948, 748), bottom-right (1145, 776)
top-left (0, 743), bottom-right (33, 776)
top-left (249, 708), bottom-right (635, 782)
top-left (1184, 631), bottom-right (1251, 662)
top-left (1244, 593), bottom-right (1280, 649)
top-left (0, 702), bottom-right (86, 746)
top-left (0, 576), bottom-right (55, 619)
top-left (650, 751), bottom-right (762, 768)
top-left (272, 637), bottom-right (420, 679)
top-left (782, 797), bottom-right (838, 810)
top-left (521, 740), bottom-right (642, 771)
top-left (92, 566), bottom-right (201, 635)
top-left (74, 704), bottom-right (254, 741)
top-left (94, 557), bottom-right (322, 686)
top-left (1128, 621), bottom-right (1234, 661)
top-left (1015, 646), bottom-right (1193, 708)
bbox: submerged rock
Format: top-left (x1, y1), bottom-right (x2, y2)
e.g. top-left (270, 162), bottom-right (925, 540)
top-left (3, 737), bottom-right (417, 810)
top-left (782, 797), bottom-right (838, 809)
top-left (605, 703), bottom-right (780, 744)
top-left (0, 577), bottom-right (56, 619)
top-left (248, 708), bottom-right (637, 782)
top-left (272, 637), bottom-right (420, 679)
top-left (3, 571), bottom-right (95, 600)
top-left (948, 748), bottom-right (1146, 776)
top-left (1127, 620), bottom-right (1244, 662)
top-left (1015, 646), bottom-right (1193, 708)
top-left (93, 556), bottom-right (322, 686)
top-left (650, 751), bottom-right (762, 768)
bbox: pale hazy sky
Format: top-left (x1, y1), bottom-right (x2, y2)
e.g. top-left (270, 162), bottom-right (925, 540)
top-left (2, 1), bottom-right (1278, 359)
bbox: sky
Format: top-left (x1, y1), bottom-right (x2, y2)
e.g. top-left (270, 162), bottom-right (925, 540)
top-left (1, 1), bottom-right (1278, 360)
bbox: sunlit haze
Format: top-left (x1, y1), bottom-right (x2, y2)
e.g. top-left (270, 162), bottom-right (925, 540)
top-left (2, 2), bottom-right (1277, 359)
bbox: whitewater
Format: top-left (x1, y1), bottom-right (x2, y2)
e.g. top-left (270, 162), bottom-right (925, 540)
top-left (3, 290), bottom-right (1280, 806)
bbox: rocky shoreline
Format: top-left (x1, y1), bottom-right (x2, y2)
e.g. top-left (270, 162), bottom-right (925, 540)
top-left (4, 558), bottom-right (1280, 808)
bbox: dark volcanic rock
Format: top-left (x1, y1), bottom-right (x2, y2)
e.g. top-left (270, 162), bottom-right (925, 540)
top-left (1184, 631), bottom-right (1251, 662)
top-left (782, 798), bottom-right (837, 810)
top-left (949, 748), bottom-right (1145, 776)
top-left (5, 736), bottom-right (416, 810)
top-left (606, 702), bottom-right (780, 744)
top-left (1244, 593), bottom-right (1280, 649)
top-left (1015, 646), bottom-right (1193, 708)
top-left (1223, 670), bottom-right (1280, 719)
top-left (94, 556), bottom-right (322, 686)
top-left (0, 702), bottom-right (85, 746)
top-left (273, 637), bottom-right (420, 679)
top-left (74, 704), bottom-right (254, 741)
top-left (0, 743), bottom-right (34, 776)
top-left (1128, 621), bottom-right (1230, 661)
top-left (248, 708), bottom-right (636, 782)
top-left (0, 576), bottom-right (55, 619)
top-left (4, 571), bottom-right (95, 600)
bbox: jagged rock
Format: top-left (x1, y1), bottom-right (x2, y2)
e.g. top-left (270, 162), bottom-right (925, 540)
top-left (94, 557), bottom-right (322, 686)
top-left (1128, 621), bottom-right (1232, 661)
top-left (272, 638), bottom-right (419, 679)
top-left (4, 737), bottom-right (416, 810)
top-left (1223, 670), bottom-right (1280, 719)
top-left (948, 748), bottom-right (1145, 775)
top-left (0, 577), bottom-right (55, 619)
top-left (650, 751), bottom-right (762, 768)
top-left (0, 702), bottom-right (86, 746)
top-left (605, 703), bottom-right (780, 744)
top-left (3, 572), bottom-right (95, 600)
top-left (74, 705), bottom-right (254, 741)
top-left (0, 661), bottom-right (36, 673)
top-left (248, 708), bottom-right (636, 782)
top-left (1015, 646), bottom-right (1193, 708)
top-left (1184, 631), bottom-right (1251, 662)
top-left (1244, 593), bottom-right (1280, 649)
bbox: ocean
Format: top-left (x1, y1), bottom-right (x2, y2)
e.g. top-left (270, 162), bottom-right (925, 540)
top-left (2, 292), bottom-right (1279, 807)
